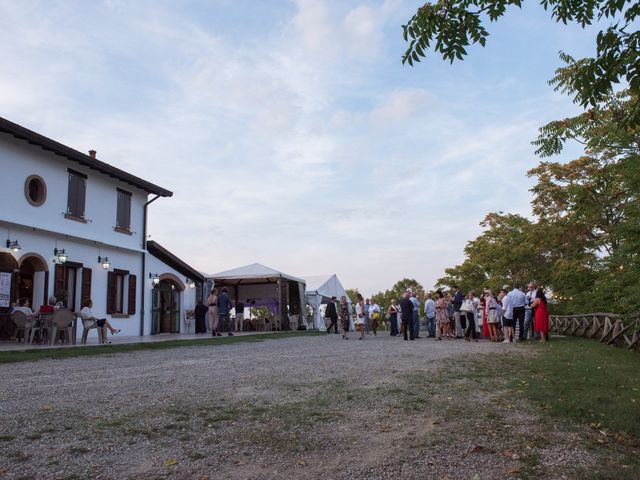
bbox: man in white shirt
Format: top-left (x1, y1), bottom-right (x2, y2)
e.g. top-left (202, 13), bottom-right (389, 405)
top-left (507, 284), bottom-right (527, 340)
top-left (424, 293), bottom-right (436, 338)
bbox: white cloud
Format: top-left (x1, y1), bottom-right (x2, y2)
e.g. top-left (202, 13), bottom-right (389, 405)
top-left (0, 0), bottom-right (587, 295)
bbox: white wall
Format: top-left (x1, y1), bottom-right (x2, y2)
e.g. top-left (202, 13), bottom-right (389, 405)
top-left (144, 253), bottom-right (197, 335)
top-left (1, 222), bottom-right (143, 336)
top-left (0, 133), bottom-right (147, 252)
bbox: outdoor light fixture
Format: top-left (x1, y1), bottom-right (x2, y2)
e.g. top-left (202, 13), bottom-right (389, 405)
top-left (54, 248), bottom-right (68, 264)
top-left (186, 278), bottom-right (195, 289)
top-left (98, 256), bottom-right (111, 270)
top-left (149, 273), bottom-right (160, 286)
top-left (5, 239), bottom-right (21, 252)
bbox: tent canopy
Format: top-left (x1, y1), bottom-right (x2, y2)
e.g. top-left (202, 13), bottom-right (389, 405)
top-left (208, 262), bottom-right (305, 285)
top-left (206, 263), bottom-right (306, 331)
top-left (303, 274), bottom-right (353, 331)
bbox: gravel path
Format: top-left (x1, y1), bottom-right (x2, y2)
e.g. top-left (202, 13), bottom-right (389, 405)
top-left (0, 334), bottom-right (591, 479)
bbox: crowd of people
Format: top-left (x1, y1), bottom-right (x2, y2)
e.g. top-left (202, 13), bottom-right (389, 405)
top-left (326, 282), bottom-right (550, 342)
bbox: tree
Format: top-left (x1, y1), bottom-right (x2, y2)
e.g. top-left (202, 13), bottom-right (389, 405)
top-left (437, 212), bottom-right (551, 293)
top-left (402, 0), bottom-right (639, 121)
top-left (371, 278), bottom-right (424, 315)
top-left (530, 88), bottom-right (640, 312)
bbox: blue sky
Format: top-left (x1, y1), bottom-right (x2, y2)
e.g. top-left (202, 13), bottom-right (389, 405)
top-left (0, 1), bottom-right (606, 295)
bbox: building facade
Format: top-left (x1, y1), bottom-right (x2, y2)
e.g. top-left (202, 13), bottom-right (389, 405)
top-left (0, 117), bottom-right (203, 338)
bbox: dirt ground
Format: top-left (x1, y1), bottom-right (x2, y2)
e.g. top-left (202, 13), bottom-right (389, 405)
top-left (0, 334), bottom-right (605, 479)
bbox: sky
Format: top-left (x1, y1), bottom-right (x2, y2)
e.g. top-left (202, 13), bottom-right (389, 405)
top-left (0, 0), bottom-right (607, 296)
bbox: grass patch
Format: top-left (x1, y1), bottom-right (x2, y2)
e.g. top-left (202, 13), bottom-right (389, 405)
top-left (0, 331), bottom-right (322, 364)
top-left (509, 337), bottom-right (640, 439)
top-left (0, 434), bottom-right (16, 441)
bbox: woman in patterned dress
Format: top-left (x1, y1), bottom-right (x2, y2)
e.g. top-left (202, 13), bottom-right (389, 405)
top-left (434, 290), bottom-right (447, 341)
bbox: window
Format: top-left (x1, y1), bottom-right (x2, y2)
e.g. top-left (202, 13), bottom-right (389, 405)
top-left (107, 270), bottom-right (136, 316)
top-left (116, 189), bottom-right (132, 232)
top-left (24, 175), bottom-right (47, 206)
top-left (66, 169), bottom-right (87, 219)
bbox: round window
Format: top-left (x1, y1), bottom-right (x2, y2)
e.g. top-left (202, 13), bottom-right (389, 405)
top-left (24, 175), bottom-right (47, 206)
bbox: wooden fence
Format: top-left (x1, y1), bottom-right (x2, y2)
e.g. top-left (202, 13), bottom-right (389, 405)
top-left (550, 312), bottom-right (640, 352)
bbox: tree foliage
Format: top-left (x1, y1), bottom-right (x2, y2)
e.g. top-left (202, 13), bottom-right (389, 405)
top-left (371, 278), bottom-right (424, 314)
top-left (402, 0), bottom-right (640, 122)
top-left (436, 213), bottom-right (551, 294)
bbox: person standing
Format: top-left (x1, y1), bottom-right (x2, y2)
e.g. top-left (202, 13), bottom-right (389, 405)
top-left (500, 288), bottom-right (515, 343)
top-left (400, 290), bottom-right (415, 341)
top-left (387, 299), bottom-right (399, 336)
top-left (452, 285), bottom-right (464, 338)
top-left (508, 284), bottom-right (527, 341)
top-left (235, 301), bottom-right (245, 333)
top-left (410, 292), bottom-right (421, 339)
top-left (424, 293), bottom-right (436, 338)
top-left (435, 290), bottom-right (448, 340)
top-left (364, 298), bottom-right (371, 335)
top-left (369, 299), bottom-right (381, 336)
top-left (207, 288), bottom-right (220, 337)
top-left (484, 290), bottom-right (499, 342)
top-left (217, 287), bottom-right (233, 336)
top-left (461, 292), bottom-right (478, 341)
top-left (445, 292), bottom-right (455, 338)
top-left (532, 287), bottom-right (550, 342)
top-left (524, 282), bottom-right (536, 340)
top-left (325, 296), bottom-right (339, 334)
top-left (339, 296), bottom-right (350, 340)
top-left (355, 293), bottom-right (366, 340)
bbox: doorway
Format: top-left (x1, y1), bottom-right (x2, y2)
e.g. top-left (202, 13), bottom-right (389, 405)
top-left (151, 279), bottom-right (181, 334)
top-left (18, 255), bottom-right (48, 310)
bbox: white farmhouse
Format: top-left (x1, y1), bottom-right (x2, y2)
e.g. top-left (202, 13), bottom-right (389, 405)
top-left (0, 117), bottom-right (204, 339)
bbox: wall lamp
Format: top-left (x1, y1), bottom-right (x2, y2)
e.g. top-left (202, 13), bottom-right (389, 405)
top-left (149, 273), bottom-right (160, 286)
top-left (98, 256), bottom-right (111, 270)
top-left (5, 239), bottom-right (21, 252)
top-left (186, 278), bottom-right (196, 288)
top-left (54, 248), bottom-right (68, 264)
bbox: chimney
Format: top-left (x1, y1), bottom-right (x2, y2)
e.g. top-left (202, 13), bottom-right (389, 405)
top-left (88, 149), bottom-right (96, 158)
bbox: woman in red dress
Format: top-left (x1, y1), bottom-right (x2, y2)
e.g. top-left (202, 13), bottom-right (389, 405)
top-left (531, 287), bottom-right (549, 342)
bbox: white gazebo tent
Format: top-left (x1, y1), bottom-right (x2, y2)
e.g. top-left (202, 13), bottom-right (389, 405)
top-left (207, 263), bottom-right (306, 331)
top-left (304, 274), bottom-right (353, 332)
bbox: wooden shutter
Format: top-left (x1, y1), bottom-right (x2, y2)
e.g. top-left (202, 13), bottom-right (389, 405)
top-left (67, 170), bottom-right (87, 218)
top-left (54, 264), bottom-right (65, 293)
top-left (127, 274), bottom-right (136, 315)
top-left (117, 190), bottom-right (132, 230)
top-left (106, 271), bottom-right (116, 314)
top-left (81, 267), bottom-right (92, 306)
top-left (77, 176), bottom-right (86, 218)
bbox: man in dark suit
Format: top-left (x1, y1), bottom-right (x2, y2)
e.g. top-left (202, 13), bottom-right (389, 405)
top-left (400, 290), bottom-right (415, 341)
top-left (325, 296), bottom-right (339, 334)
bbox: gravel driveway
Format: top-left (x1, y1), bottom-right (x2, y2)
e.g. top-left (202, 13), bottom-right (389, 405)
top-left (0, 334), bottom-right (591, 479)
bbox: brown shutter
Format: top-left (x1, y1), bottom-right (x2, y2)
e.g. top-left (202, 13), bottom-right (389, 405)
top-left (54, 264), bottom-right (65, 293)
top-left (81, 267), bottom-right (92, 306)
top-left (127, 274), bottom-right (136, 315)
top-left (106, 271), bottom-right (116, 314)
top-left (67, 173), bottom-right (76, 215)
top-left (77, 177), bottom-right (86, 218)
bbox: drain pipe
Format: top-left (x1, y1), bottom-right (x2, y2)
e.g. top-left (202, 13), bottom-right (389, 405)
top-left (140, 194), bottom-right (161, 336)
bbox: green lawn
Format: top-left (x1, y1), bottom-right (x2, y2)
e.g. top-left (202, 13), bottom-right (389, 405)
top-left (507, 337), bottom-right (640, 479)
top-left (512, 337), bottom-right (640, 438)
top-left (0, 331), bottom-right (322, 364)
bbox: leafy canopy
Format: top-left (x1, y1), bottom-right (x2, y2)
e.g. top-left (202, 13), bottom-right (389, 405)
top-left (402, 0), bottom-right (639, 120)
